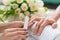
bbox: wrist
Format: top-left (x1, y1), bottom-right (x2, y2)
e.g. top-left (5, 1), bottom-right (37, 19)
top-left (53, 5), bottom-right (60, 21)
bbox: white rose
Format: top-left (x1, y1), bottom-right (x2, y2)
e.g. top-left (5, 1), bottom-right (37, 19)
top-left (34, 12), bottom-right (41, 16)
top-left (36, 0), bottom-right (44, 8)
top-left (21, 3), bottom-right (28, 11)
top-left (26, 0), bottom-right (35, 3)
top-left (31, 14), bottom-right (36, 17)
top-left (35, 8), bottom-right (45, 16)
top-left (39, 8), bottom-right (45, 14)
top-left (17, 0), bottom-right (23, 4)
top-left (19, 13), bottom-right (25, 20)
top-left (24, 11), bottom-right (30, 16)
top-left (2, 0), bottom-right (15, 5)
top-left (2, 6), bottom-right (8, 11)
top-left (12, 4), bottom-right (18, 9)
top-left (30, 3), bottom-right (37, 11)
top-left (31, 14), bottom-right (34, 17)
top-left (15, 8), bottom-right (21, 14)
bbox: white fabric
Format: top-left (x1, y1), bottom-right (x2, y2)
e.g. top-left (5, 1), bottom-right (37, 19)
top-left (39, 19), bottom-right (60, 40)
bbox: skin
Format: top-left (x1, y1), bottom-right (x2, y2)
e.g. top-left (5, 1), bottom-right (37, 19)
top-left (1, 28), bottom-right (28, 40)
top-left (0, 21), bottom-right (24, 32)
top-left (0, 21), bottom-right (28, 40)
top-left (29, 5), bottom-right (60, 35)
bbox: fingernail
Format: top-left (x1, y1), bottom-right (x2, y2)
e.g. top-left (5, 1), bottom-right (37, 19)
top-left (37, 33), bottom-right (41, 36)
top-left (52, 23), bottom-right (57, 29)
top-left (33, 33), bottom-right (37, 35)
top-left (26, 35), bottom-right (28, 38)
top-left (26, 32), bottom-right (28, 34)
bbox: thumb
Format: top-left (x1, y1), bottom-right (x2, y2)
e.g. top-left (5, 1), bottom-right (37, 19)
top-left (10, 21), bottom-right (24, 28)
top-left (52, 22), bottom-right (57, 29)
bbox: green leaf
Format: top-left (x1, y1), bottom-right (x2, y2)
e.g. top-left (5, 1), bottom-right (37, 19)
top-left (5, 13), bottom-right (11, 20)
top-left (10, 8), bottom-right (18, 19)
top-left (2, 7), bottom-right (18, 20)
top-left (11, 1), bottom-right (17, 4)
top-left (44, 7), bottom-right (48, 12)
top-left (34, 0), bottom-right (36, 3)
top-left (3, 11), bottom-right (11, 20)
top-left (12, 13), bottom-right (18, 19)
top-left (0, 10), bottom-right (4, 14)
top-left (10, 9), bottom-right (15, 14)
top-left (0, 17), bottom-right (4, 22)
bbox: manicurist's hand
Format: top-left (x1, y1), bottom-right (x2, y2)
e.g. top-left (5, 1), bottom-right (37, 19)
top-left (1, 28), bottom-right (28, 40)
top-left (5, 21), bottom-right (24, 28)
top-left (0, 21), bottom-right (24, 32)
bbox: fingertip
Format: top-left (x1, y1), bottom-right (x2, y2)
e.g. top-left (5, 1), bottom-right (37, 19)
top-left (52, 23), bottom-right (57, 29)
top-left (37, 29), bottom-right (42, 36)
top-left (33, 30), bottom-right (37, 35)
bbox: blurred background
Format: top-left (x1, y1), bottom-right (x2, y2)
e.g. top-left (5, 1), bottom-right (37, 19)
top-left (42, 0), bottom-right (60, 9)
top-left (0, 0), bottom-right (2, 5)
top-left (0, 0), bottom-right (60, 9)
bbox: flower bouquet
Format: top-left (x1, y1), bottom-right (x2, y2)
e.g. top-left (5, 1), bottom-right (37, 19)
top-left (0, 0), bottom-right (48, 22)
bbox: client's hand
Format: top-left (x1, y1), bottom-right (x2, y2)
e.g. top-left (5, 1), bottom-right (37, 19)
top-left (29, 16), bottom-right (57, 35)
top-left (1, 28), bottom-right (28, 40)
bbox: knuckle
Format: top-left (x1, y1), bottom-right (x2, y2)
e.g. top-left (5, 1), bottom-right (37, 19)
top-left (3, 33), bottom-right (8, 37)
top-left (17, 31), bottom-right (21, 34)
top-left (45, 19), bottom-right (49, 23)
top-left (4, 29), bottom-right (9, 32)
top-left (19, 35), bottom-right (27, 38)
top-left (40, 25), bottom-right (44, 28)
top-left (45, 19), bottom-right (48, 21)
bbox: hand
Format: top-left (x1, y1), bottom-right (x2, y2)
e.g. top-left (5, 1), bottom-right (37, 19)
top-left (4, 21), bottom-right (24, 28)
top-left (1, 28), bottom-right (28, 40)
top-left (29, 16), bottom-right (57, 35)
top-left (8, 21), bottom-right (24, 28)
top-left (0, 21), bottom-right (24, 33)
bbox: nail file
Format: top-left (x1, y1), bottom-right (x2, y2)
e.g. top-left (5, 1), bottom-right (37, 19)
top-left (24, 16), bottom-right (39, 40)
top-left (24, 16), bottom-right (29, 29)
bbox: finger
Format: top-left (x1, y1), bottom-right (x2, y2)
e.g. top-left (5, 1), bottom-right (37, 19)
top-left (28, 21), bottom-right (35, 29)
top-left (7, 21), bottom-right (24, 28)
top-left (33, 18), bottom-right (44, 35)
top-left (18, 21), bottom-right (24, 28)
top-left (37, 20), bottom-right (49, 35)
top-left (52, 22), bottom-right (57, 29)
top-left (4, 28), bottom-right (26, 32)
top-left (30, 16), bottom-right (39, 20)
top-left (28, 17), bottom-right (41, 29)
top-left (28, 17), bottom-right (43, 29)
top-left (11, 35), bottom-right (28, 40)
top-left (29, 17), bottom-right (41, 23)
top-left (5, 31), bottom-right (28, 37)
top-left (21, 39), bottom-right (25, 40)
top-left (16, 35), bottom-right (28, 39)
